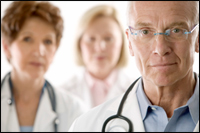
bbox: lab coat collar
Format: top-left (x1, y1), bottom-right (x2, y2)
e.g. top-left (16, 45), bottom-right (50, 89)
top-left (33, 87), bottom-right (57, 132)
top-left (108, 78), bottom-right (145, 132)
top-left (1, 74), bottom-right (20, 132)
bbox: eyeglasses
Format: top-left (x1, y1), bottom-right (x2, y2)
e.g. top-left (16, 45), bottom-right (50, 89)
top-left (128, 24), bottom-right (199, 43)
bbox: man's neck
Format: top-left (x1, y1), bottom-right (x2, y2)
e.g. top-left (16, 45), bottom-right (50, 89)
top-left (143, 72), bottom-right (196, 118)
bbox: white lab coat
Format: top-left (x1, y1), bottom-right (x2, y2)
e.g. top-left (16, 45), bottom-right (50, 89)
top-left (59, 67), bottom-right (136, 110)
top-left (1, 74), bottom-right (87, 132)
top-left (69, 78), bottom-right (199, 132)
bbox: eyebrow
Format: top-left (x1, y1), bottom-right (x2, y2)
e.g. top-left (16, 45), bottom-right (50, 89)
top-left (134, 22), bottom-right (153, 28)
top-left (20, 31), bottom-right (32, 35)
top-left (134, 21), bottom-right (189, 29)
top-left (167, 22), bottom-right (189, 29)
top-left (20, 31), bottom-right (55, 38)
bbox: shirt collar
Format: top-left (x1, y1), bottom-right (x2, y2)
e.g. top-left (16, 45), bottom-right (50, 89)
top-left (136, 73), bottom-right (199, 123)
top-left (186, 72), bottom-right (199, 124)
top-left (136, 78), bottom-right (152, 120)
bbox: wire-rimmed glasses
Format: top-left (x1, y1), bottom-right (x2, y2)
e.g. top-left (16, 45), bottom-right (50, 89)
top-left (128, 24), bottom-right (199, 43)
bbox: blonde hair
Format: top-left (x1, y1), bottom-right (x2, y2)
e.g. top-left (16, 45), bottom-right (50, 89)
top-left (74, 4), bottom-right (128, 68)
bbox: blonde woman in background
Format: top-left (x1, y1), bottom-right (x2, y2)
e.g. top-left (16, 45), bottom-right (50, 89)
top-left (1, 1), bottom-right (86, 132)
top-left (59, 5), bottom-right (135, 110)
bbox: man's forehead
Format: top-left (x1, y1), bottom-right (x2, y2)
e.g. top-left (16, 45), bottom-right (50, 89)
top-left (129, 1), bottom-right (193, 26)
top-left (131, 1), bottom-right (191, 14)
top-left (132, 1), bottom-right (191, 9)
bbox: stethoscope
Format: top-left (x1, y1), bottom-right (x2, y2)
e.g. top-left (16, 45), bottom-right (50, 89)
top-left (102, 77), bottom-right (141, 132)
top-left (1, 72), bottom-right (59, 132)
top-left (102, 72), bottom-right (198, 132)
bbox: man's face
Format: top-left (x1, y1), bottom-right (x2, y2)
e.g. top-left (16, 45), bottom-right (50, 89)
top-left (126, 1), bottom-right (199, 87)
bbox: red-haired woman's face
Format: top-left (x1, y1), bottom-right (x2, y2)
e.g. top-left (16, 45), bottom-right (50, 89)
top-left (6, 17), bottom-right (57, 79)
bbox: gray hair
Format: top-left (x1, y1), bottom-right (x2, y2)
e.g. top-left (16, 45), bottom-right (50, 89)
top-left (126, 1), bottom-right (199, 26)
top-left (126, 1), bottom-right (132, 26)
top-left (191, 1), bottom-right (199, 24)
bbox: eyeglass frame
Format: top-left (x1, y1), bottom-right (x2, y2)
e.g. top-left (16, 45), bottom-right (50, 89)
top-left (128, 23), bottom-right (199, 41)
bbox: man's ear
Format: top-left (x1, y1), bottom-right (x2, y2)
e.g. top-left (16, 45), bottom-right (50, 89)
top-left (195, 33), bottom-right (199, 53)
top-left (125, 29), bottom-right (134, 56)
top-left (2, 39), bottom-right (11, 59)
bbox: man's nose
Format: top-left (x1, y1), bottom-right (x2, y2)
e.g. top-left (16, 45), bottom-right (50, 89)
top-left (153, 34), bottom-right (172, 56)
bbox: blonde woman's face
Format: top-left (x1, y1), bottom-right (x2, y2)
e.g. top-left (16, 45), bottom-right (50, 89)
top-left (80, 16), bottom-right (123, 79)
top-left (7, 17), bottom-right (57, 79)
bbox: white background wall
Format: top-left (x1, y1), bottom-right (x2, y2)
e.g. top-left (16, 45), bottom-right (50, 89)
top-left (1, 1), bottom-right (199, 87)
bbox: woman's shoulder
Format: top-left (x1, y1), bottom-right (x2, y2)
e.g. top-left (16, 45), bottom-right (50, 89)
top-left (57, 67), bottom-right (85, 90)
top-left (54, 87), bottom-right (86, 111)
top-left (68, 94), bottom-right (123, 131)
top-left (116, 69), bottom-right (137, 87)
top-left (51, 85), bottom-right (87, 131)
top-left (117, 69), bottom-right (137, 79)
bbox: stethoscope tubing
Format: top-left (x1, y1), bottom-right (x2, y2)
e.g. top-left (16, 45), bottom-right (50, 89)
top-left (102, 72), bottom-right (198, 132)
top-left (102, 114), bottom-right (133, 132)
top-left (102, 77), bottom-right (141, 132)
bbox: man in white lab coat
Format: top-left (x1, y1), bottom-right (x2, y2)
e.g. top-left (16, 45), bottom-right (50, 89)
top-left (69, 1), bottom-right (199, 132)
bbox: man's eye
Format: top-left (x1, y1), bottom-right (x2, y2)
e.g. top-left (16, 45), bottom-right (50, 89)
top-left (142, 30), bottom-right (149, 35)
top-left (172, 28), bottom-right (180, 33)
top-left (44, 39), bottom-right (52, 45)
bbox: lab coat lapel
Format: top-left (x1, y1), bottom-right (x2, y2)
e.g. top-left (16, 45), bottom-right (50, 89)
top-left (106, 70), bottom-right (135, 102)
top-left (107, 79), bottom-right (145, 132)
top-left (72, 68), bottom-right (92, 109)
top-left (33, 88), bottom-right (57, 132)
top-left (106, 72), bottom-right (124, 99)
top-left (6, 103), bottom-right (20, 132)
top-left (193, 121), bottom-right (199, 132)
top-left (121, 79), bottom-right (145, 132)
top-left (1, 75), bottom-right (20, 132)
top-left (81, 78), bottom-right (93, 109)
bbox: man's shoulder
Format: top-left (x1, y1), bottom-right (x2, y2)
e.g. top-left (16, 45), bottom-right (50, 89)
top-left (70, 95), bottom-right (123, 132)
